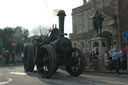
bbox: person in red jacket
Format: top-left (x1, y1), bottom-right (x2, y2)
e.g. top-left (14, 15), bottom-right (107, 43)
top-left (1, 48), bottom-right (7, 64)
top-left (122, 47), bottom-right (127, 70)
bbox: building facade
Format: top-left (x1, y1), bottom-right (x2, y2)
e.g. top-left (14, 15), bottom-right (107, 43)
top-left (70, 0), bottom-right (128, 52)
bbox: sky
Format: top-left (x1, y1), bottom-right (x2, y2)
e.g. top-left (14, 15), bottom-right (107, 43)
top-left (0, 0), bottom-right (83, 36)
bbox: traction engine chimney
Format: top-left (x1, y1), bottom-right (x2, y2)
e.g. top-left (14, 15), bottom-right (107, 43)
top-left (57, 10), bottom-right (66, 37)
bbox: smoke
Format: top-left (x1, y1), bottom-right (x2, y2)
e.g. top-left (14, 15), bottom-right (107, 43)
top-left (53, 9), bottom-right (59, 16)
top-left (42, 0), bottom-right (48, 10)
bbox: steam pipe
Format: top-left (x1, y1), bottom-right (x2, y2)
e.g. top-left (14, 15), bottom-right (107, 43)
top-left (57, 10), bottom-right (66, 37)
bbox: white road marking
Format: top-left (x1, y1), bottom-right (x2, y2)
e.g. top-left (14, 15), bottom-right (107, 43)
top-left (9, 72), bottom-right (26, 76)
top-left (0, 78), bottom-right (12, 85)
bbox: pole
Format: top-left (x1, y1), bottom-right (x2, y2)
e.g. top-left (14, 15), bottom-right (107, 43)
top-left (126, 41), bottom-right (128, 70)
top-left (15, 47), bottom-right (16, 64)
top-left (117, 0), bottom-right (121, 46)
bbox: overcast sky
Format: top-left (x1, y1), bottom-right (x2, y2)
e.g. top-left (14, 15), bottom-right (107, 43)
top-left (0, 0), bottom-right (83, 35)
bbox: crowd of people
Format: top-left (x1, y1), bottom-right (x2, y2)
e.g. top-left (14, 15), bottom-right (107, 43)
top-left (89, 45), bottom-right (127, 74)
top-left (0, 48), bottom-right (16, 65)
top-left (103, 46), bottom-right (127, 73)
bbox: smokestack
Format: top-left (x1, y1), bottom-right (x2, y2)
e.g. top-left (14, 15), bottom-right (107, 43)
top-left (57, 10), bottom-right (66, 37)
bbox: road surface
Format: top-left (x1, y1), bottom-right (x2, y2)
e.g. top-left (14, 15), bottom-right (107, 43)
top-left (0, 65), bottom-right (128, 85)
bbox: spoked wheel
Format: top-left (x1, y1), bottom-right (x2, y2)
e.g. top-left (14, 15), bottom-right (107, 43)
top-left (37, 45), bottom-right (57, 78)
top-left (66, 48), bottom-right (85, 76)
top-left (24, 45), bottom-right (35, 72)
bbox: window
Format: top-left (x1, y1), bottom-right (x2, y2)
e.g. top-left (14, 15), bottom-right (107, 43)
top-left (88, 11), bottom-right (94, 31)
top-left (80, 42), bottom-right (85, 48)
top-left (104, 0), bottom-right (111, 7)
top-left (102, 41), bottom-right (106, 47)
top-left (97, 0), bottom-right (103, 8)
top-left (93, 42), bottom-right (99, 47)
top-left (73, 42), bottom-right (77, 47)
top-left (78, 14), bottom-right (86, 33)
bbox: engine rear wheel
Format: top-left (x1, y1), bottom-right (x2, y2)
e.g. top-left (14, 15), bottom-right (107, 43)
top-left (66, 48), bottom-right (85, 76)
top-left (24, 45), bottom-right (35, 72)
top-left (37, 45), bottom-right (57, 78)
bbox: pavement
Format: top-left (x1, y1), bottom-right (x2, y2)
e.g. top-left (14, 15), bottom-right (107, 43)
top-left (0, 63), bottom-right (23, 67)
top-left (84, 69), bottom-right (128, 78)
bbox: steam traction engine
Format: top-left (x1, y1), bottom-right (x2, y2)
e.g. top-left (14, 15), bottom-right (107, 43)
top-left (24, 10), bottom-right (85, 78)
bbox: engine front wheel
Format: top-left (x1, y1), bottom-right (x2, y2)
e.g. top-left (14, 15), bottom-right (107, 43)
top-left (37, 45), bottom-right (57, 78)
top-left (66, 48), bottom-right (85, 76)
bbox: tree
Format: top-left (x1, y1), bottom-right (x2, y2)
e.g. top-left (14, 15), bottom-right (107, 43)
top-left (2, 27), bottom-right (14, 50)
top-left (32, 25), bottom-right (50, 36)
top-left (13, 26), bottom-right (29, 53)
top-left (0, 26), bottom-right (29, 54)
top-left (22, 29), bottom-right (29, 42)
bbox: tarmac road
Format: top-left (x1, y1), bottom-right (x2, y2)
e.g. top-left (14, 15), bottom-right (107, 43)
top-left (0, 65), bottom-right (128, 85)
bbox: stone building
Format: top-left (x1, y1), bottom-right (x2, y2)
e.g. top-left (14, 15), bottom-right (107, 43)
top-left (70, 0), bottom-right (128, 69)
top-left (70, 0), bottom-right (128, 51)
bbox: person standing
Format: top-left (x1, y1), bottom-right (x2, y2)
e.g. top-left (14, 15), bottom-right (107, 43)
top-left (11, 50), bottom-right (16, 64)
top-left (108, 45), bottom-right (115, 61)
top-left (6, 50), bottom-right (10, 65)
top-left (89, 52), bottom-right (94, 68)
top-left (103, 51), bottom-right (109, 69)
top-left (21, 53), bottom-right (24, 63)
top-left (108, 45), bottom-right (115, 69)
top-left (0, 55), bottom-right (1, 64)
top-left (93, 48), bottom-right (99, 70)
top-left (112, 48), bottom-right (119, 74)
top-left (1, 48), bottom-right (7, 64)
top-left (119, 47), bottom-right (123, 70)
top-left (122, 47), bottom-right (127, 70)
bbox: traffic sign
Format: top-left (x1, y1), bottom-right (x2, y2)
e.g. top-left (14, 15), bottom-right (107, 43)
top-left (12, 41), bottom-right (17, 47)
top-left (123, 31), bottom-right (127, 40)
